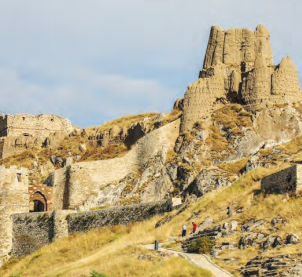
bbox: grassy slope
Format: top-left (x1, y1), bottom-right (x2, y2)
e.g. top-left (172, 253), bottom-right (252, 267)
top-left (2, 160), bottom-right (302, 276)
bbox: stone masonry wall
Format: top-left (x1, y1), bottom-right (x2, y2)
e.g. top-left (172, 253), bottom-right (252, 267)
top-left (11, 201), bottom-right (170, 257)
top-left (261, 165), bottom-right (302, 195)
top-left (51, 119), bottom-right (180, 210)
top-left (68, 201), bottom-right (169, 233)
top-left (0, 166), bottom-right (29, 266)
top-left (1, 114), bottom-right (72, 137)
top-left (11, 212), bottom-right (54, 257)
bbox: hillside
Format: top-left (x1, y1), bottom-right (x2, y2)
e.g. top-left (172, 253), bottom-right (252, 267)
top-left (1, 149), bottom-right (302, 276)
top-left (2, 23), bottom-right (302, 277)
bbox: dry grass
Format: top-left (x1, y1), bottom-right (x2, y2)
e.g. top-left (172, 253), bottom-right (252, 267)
top-left (165, 149), bottom-right (178, 164)
top-left (2, 161), bottom-right (302, 276)
top-left (86, 113), bottom-right (160, 134)
top-left (218, 157), bottom-right (250, 174)
top-left (0, 218), bottom-right (211, 277)
top-left (80, 143), bottom-right (128, 162)
top-left (213, 104), bottom-right (253, 136)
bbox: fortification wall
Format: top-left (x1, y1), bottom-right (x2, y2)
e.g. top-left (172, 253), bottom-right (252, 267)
top-left (261, 165), bottom-right (302, 195)
top-left (4, 114), bottom-right (72, 137)
top-left (203, 25), bottom-right (273, 70)
top-left (11, 201), bottom-right (170, 257)
top-left (51, 119), bottom-right (180, 210)
top-left (0, 166), bottom-right (29, 265)
top-left (68, 201), bottom-right (168, 233)
top-left (180, 25), bottom-right (302, 133)
top-left (28, 184), bottom-right (53, 212)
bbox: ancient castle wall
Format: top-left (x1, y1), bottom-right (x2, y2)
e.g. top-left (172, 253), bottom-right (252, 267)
top-left (181, 25), bottom-right (302, 133)
top-left (51, 119), bottom-right (180, 210)
top-left (11, 201), bottom-right (169, 257)
top-left (0, 114), bottom-right (72, 159)
top-left (180, 65), bottom-right (228, 132)
top-left (28, 184), bottom-right (53, 212)
top-left (0, 166), bottom-right (29, 265)
top-left (3, 114), bottom-right (72, 137)
top-left (261, 165), bottom-right (302, 195)
top-left (203, 25), bottom-right (273, 70)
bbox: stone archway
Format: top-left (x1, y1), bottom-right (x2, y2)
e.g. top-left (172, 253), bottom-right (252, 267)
top-left (28, 184), bottom-right (53, 212)
top-left (31, 191), bottom-right (47, 212)
top-left (34, 199), bottom-right (45, 212)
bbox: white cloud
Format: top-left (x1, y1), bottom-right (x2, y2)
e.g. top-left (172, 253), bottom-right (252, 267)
top-left (0, 0), bottom-right (300, 126)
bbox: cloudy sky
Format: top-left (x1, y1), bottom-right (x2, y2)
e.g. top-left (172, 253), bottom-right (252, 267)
top-left (0, 0), bottom-right (300, 127)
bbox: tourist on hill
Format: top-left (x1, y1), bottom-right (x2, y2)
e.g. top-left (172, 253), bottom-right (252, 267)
top-left (182, 224), bottom-right (187, 237)
top-left (192, 222), bottom-right (197, 234)
top-left (227, 206), bottom-right (233, 218)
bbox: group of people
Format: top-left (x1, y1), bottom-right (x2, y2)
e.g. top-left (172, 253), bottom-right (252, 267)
top-left (181, 222), bottom-right (197, 237)
top-left (181, 206), bottom-right (233, 237)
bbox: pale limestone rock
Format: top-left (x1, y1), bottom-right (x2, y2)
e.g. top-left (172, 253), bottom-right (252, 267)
top-left (79, 143), bottom-right (87, 153)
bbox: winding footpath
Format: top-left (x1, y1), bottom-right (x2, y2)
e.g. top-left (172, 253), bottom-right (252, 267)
top-left (143, 244), bottom-right (234, 277)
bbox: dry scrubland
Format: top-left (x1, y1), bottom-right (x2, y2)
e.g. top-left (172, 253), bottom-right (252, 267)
top-left (2, 154), bottom-right (302, 276)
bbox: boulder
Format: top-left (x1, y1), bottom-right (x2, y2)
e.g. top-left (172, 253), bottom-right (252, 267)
top-left (230, 220), bottom-right (238, 231)
top-left (286, 234), bottom-right (300, 244)
top-left (79, 143), bottom-right (87, 153)
top-left (50, 155), bottom-right (57, 165)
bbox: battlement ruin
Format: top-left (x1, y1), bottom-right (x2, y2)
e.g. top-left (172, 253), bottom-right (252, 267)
top-left (0, 114), bottom-right (73, 159)
top-left (181, 25), bottom-right (302, 132)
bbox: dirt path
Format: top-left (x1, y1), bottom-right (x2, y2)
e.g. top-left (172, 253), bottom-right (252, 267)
top-left (143, 244), bottom-right (234, 277)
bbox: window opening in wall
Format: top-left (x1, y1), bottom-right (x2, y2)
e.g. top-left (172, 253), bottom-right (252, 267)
top-left (23, 133), bottom-right (29, 136)
top-left (17, 173), bottom-right (22, 182)
top-left (51, 118), bottom-right (54, 122)
top-left (22, 117), bottom-right (25, 120)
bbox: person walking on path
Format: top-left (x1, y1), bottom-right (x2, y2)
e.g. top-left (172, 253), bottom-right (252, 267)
top-left (227, 206), bottom-right (233, 218)
top-left (182, 224), bottom-right (187, 237)
top-left (192, 222), bottom-right (197, 234)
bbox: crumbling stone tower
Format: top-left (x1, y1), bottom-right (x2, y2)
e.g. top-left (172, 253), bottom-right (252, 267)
top-left (0, 166), bottom-right (29, 265)
top-left (180, 25), bottom-right (302, 133)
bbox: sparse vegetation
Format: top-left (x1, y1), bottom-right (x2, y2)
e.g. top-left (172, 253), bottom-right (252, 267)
top-left (218, 157), bottom-right (250, 174)
top-left (187, 237), bottom-right (216, 254)
top-left (86, 113), bottom-right (160, 134)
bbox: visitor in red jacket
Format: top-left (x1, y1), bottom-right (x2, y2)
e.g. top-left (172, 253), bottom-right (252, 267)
top-left (192, 222), bottom-right (197, 234)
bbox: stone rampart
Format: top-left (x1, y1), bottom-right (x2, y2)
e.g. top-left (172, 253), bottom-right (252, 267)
top-left (68, 201), bottom-right (169, 233)
top-left (0, 114), bottom-right (72, 137)
top-left (0, 166), bottom-right (29, 265)
top-left (180, 25), bottom-right (302, 133)
top-left (11, 201), bottom-right (170, 257)
top-left (11, 212), bottom-right (54, 257)
top-left (261, 165), bottom-right (302, 195)
top-left (0, 114), bottom-right (72, 159)
top-left (51, 119), bottom-right (180, 210)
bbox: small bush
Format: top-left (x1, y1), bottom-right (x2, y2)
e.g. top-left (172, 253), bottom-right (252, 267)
top-left (9, 274), bottom-right (22, 277)
top-left (90, 270), bottom-right (110, 277)
top-left (187, 236), bottom-right (215, 254)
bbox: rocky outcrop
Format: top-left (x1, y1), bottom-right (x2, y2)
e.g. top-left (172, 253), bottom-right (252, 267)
top-left (239, 254), bottom-right (302, 277)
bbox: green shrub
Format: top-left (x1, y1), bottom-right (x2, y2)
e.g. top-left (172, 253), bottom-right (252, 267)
top-left (187, 236), bottom-right (215, 254)
top-left (90, 270), bottom-right (110, 277)
top-left (9, 274), bottom-right (22, 277)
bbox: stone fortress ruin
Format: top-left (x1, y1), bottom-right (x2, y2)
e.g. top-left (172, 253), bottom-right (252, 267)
top-left (0, 113), bottom-right (73, 158)
top-left (181, 25), bottom-right (302, 132)
top-left (1, 24), bottom-right (302, 266)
